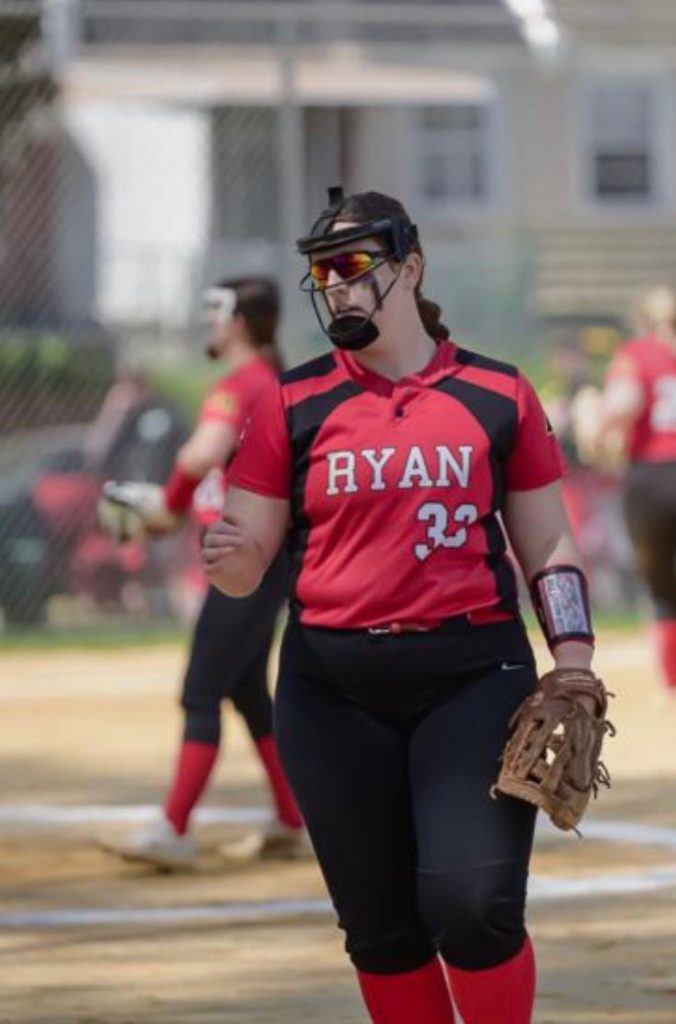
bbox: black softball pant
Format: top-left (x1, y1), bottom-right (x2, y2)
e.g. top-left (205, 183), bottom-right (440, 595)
top-left (623, 460), bottom-right (676, 619)
top-left (180, 552), bottom-right (288, 745)
top-left (274, 617), bottom-right (538, 974)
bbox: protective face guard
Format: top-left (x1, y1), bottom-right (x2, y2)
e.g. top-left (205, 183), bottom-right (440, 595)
top-left (296, 216), bottom-right (418, 263)
top-left (202, 286), bottom-right (237, 326)
top-left (295, 186), bottom-right (418, 350)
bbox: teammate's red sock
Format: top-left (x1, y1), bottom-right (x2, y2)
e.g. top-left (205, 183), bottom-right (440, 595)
top-left (358, 959), bottom-right (456, 1023)
top-left (164, 740), bottom-right (219, 835)
top-left (445, 934), bottom-right (535, 1024)
top-left (654, 619), bottom-right (676, 689)
top-left (254, 735), bottom-right (304, 829)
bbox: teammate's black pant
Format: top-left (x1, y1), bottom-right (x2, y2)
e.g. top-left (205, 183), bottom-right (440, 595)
top-left (623, 460), bottom-right (676, 619)
top-left (181, 552), bottom-right (288, 744)
top-left (275, 615), bottom-right (538, 973)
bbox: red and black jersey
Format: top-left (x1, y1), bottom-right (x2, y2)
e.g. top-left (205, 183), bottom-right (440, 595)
top-left (229, 340), bottom-right (564, 629)
top-left (606, 334), bottom-right (676, 463)
top-left (192, 356), bottom-right (276, 527)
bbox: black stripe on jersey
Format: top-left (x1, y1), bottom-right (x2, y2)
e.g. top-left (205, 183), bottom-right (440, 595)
top-left (285, 380), bottom-right (363, 613)
top-left (482, 519), bottom-right (518, 613)
top-left (280, 351), bottom-right (337, 385)
top-left (433, 376), bottom-right (518, 611)
top-left (433, 377), bottom-right (517, 491)
top-left (453, 347), bottom-right (518, 379)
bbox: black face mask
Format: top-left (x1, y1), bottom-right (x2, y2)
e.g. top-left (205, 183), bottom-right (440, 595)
top-left (327, 313), bottom-right (380, 351)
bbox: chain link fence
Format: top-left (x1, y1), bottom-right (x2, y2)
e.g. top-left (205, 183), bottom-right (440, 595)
top-left (0, 1), bottom-right (638, 632)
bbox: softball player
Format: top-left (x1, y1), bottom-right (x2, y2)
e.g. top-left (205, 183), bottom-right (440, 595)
top-left (584, 286), bottom-right (676, 690)
top-left (203, 191), bottom-right (597, 1022)
top-left (101, 277), bottom-right (308, 869)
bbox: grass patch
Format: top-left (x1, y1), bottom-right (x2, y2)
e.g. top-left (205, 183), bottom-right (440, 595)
top-left (0, 608), bottom-right (644, 653)
top-left (148, 362), bottom-right (223, 420)
top-left (0, 622), bottom-right (190, 652)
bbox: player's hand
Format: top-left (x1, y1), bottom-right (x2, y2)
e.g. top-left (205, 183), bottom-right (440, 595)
top-left (202, 514), bottom-right (264, 593)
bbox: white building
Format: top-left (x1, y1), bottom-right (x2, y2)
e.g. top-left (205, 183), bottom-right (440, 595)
top-left (25, 1), bottom-right (676, 352)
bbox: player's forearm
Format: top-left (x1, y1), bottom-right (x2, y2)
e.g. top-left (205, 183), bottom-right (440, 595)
top-left (205, 557), bottom-right (264, 598)
top-left (551, 639), bottom-right (593, 669)
top-left (202, 519), bottom-right (268, 598)
top-left (175, 421), bottom-right (237, 481)
top-left (515, 524), bottom-right (582, 584)
top-left (174, 444), bottom-right (212, 480)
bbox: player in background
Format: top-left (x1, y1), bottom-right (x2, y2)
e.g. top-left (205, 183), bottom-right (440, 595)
top-left (203, 189), bottom-right (598, 1023)
top-left (575, 286), bottom-right (676, 691)
top-left (98, 277), bottom-right (309, 868)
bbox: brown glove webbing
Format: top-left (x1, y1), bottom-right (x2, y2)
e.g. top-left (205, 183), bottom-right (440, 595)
top-left (492, 668), bottom-right (615, 832)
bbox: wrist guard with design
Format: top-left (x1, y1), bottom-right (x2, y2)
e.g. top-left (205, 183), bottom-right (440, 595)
top-left (530, 565), bottom-right (594, 651)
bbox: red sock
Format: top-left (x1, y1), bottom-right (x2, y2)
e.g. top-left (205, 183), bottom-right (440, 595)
top-left (164, 740), bottom-right (219, 835)
top-left (654, 619), bottom-right (676, 689)
top-left (254, 735), bottom-right (303, 829)
top-left (358, 959), bottom-right (456, 1023)
top-left (445, 935), bottom-right (535, 1024)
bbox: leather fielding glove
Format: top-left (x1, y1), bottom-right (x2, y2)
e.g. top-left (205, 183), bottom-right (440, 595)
top-left (97, 480), bottom-right (181, 543)
top-left (492, 668), bottom-right (615, 832)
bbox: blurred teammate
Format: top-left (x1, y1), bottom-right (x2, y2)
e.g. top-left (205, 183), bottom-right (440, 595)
top-left (203, 189), bottom-right (598, 1023)
top-left (99, 277), bottom-right (308, 868)
top-left (576, 286), bottom-right (676, 691)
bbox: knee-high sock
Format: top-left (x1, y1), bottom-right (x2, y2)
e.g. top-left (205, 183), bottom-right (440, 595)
top-left (164, 740), bottom-right (219, 835)
top-left (254, 735), bottom-right (304, 829)
top-left (444, 934), bottom-right (535, 1024)
top-left (654, 619), bottom-right (676, 690)
top-left (357, 959), bottom-right (456, 1023)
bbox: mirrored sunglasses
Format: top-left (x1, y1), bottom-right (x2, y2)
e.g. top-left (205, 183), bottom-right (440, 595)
top-left (308, 251), bottom-right (389, 291)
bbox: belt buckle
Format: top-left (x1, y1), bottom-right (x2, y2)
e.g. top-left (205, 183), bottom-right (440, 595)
top-left (367, 622), bottom-right (431, 636)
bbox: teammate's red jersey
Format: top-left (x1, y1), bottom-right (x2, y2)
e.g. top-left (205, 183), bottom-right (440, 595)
top-left (192, 356), bottom-right (276, 527)
top-left (229, 341), bottom-right (564, 629)
top-left (606, 334), bottom-right (676, 463)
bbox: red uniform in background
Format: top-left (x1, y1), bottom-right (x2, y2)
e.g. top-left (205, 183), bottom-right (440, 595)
top-left (163, 354), bottom-right (300, 846)
top-left (192, 358), bottom-right (276, 528)
top-left (606, 333), bottom-right (676, 688)
top-left (100, 276), bottom-right (307, 870)
top-left (606, 334), bottom-right (676, 463)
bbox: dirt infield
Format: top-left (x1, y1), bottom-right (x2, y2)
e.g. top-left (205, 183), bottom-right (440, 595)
top-left (1, 627), bottom-right (676, 1023)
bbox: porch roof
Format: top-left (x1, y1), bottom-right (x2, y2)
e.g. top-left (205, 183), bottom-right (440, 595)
top-left (62, 45), bottom-right (497, 107)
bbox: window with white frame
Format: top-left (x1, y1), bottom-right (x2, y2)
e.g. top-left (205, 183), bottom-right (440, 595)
top-left (417, 104), bottom-right (494, 207)
top-left (585, 79), bottom-right (658, 204)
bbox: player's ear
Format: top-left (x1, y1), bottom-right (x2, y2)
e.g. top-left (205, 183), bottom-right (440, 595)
top-left (402, 251), bottom-right (423, 290)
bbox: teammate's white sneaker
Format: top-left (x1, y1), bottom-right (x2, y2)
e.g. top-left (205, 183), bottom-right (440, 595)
top-left (100, 817), bottom-right (197, 870)
top-left (220, 820), bottom-right (314, 863)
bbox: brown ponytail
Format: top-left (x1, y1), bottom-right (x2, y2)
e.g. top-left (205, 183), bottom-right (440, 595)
top-left (415, 294), bottom-right (450, 341)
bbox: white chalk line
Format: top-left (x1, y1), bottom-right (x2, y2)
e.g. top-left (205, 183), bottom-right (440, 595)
top-left (2, 806), bottom-right (676, 850)
top-left (0, 900), bottom-right (333, 930)
top-left (3, 867), bottom-right (676, 930)
top-left (2, 808), bottom-right (676, 929)
top-left (535, 816), bottom-right (676, 851)
top-left (0, 804), bottom-right (270, 826)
